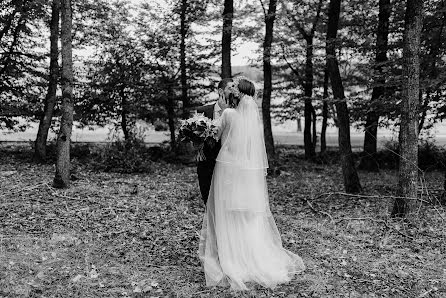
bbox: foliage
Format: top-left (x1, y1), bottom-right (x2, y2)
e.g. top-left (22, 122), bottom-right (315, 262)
top-left (370, 139), bottom-right (446, 171)
top-left (90, 128), bottom-right (153, 174)
top-left (0, 0), bottom-right (48, 130)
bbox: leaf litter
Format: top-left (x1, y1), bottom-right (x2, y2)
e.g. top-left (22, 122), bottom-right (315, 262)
top-left (0, 145), bottom-right (445, 297)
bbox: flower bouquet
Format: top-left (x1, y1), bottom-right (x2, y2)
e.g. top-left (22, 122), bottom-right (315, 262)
top-left (178, 112), bottom-right (218, 161)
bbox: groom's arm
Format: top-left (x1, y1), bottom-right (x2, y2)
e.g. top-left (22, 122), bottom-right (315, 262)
top-left (195, 104), bottom-right (214, 119)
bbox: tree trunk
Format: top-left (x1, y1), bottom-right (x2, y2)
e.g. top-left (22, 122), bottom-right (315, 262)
top-left (35, 0), bottom-right (60, 162)
top-left (418, 90), bottom-right (427, 134)
top-left (311, 105), bottom-right (317, 150)
top-left (53, 0), bottom-right (73, 189)
top-left (180, 0), bottom-right (189, 119)
top-left (221, 0), bottom-right (233, 79)
top-left (326, 0), bottom-right (362, 193)
top-left (120, 86), bottom-right (130, 141)
top-left (321, 66), bottom-right (329, 153)
top-left (359, 0), bottom-right (391, 172)
top-left (303, 38), bottom-right (316, 159)
top-left (391, 0), bottom-right (423, 218)
top-left (297, 116), bottom-right (302, 132)
top-left (441, 171), bottom-right (446, 205)
top-left (262, 0), bottom-right (277, 165)
top-left (167, 83), bottom-right (176, 150)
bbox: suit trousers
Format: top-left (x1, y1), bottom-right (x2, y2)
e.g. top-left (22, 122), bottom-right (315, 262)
top-left (197, 159), bottom-right (216, 205)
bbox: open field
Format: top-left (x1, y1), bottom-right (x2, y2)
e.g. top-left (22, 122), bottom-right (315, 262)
top-left (3, 120), bottom-right (446, 149)
top-left (1, 145), bottom-right (445, 297)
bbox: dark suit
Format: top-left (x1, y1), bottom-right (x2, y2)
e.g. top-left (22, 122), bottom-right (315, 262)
top-left (196, 103), bottom-right (222, 205)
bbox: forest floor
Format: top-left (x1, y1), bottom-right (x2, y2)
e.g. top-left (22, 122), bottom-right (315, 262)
top-left (0, 144), bottom-right (445, 298)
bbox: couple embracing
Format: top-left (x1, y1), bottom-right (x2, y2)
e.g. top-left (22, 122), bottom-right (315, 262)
top-left (195, 76), bottom-right (305, 291)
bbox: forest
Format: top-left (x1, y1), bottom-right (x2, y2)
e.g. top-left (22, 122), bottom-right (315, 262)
top-left (1, 0), bottom-right (446, 297)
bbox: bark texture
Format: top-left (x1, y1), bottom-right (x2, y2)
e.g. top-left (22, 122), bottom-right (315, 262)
top-left (326, 0), bottom-right (362, 193)
top-left (35, 0), bottom-right (60, 162)
top-left (221, 0), bottom-right (233, 79)
top-left (53, 0), bottom-right (73, 188)
top-left (262, 0), bottom-right (278, 164)
top-left (392, 0), bottom-right (423, 217)
top-left (180, 0), bottom-right (189, 119)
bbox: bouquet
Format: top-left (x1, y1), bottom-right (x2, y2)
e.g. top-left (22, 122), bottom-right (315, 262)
top-left (178, 112), bottom-right (218, 161)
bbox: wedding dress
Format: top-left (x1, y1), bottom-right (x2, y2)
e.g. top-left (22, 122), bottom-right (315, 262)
top-left (198, 95), bottom-right (305, 290)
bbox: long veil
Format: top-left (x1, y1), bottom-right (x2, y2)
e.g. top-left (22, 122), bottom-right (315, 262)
top-left (199, 94), bottom-right (305, 290)
top-left (216, 95), bottom-right (268, 171)
top-left (215, 95), bottom-right (269, 212)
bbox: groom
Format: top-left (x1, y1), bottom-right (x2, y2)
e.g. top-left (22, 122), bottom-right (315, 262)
top-left (195, 78), bottom-right (234, 205)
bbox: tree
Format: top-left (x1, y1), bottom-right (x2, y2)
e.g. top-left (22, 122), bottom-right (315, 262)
top-left (221, 0), bottom-right (233, 78)
top-left (35, 0), bottom-right (60, 162)
top-left (326, 0), bottom-right (362, 193)
top-left (282, 0), bottom-right (324, 159)
top-left (321, 65), bottom-right (329, 153)
top-left (76, 1), bottom-right (150, 143)
top-left (179, 0), bottom-right (189, 119)
top-left (261, 0), bottom-right (278, 165)
top-left (418, 0), bottom-right (446, 133)
top-left (0, 0), bottom-right (47, 130)
top-left (53, 0), bottom-right (74, 188)
top-left (391, 0), bottom-right (424, 218)
top-left (359, 0), bottom-right (391, 171)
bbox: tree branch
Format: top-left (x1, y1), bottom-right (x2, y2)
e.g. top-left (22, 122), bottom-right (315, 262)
top-left (259, 0), bottom-right (267, 16)
top-left (283, 3), bottom-right (309, 40)
top-left (280, 43), bottom-right (304, 87)
top-left (311, 0), bottom-right (324, 36)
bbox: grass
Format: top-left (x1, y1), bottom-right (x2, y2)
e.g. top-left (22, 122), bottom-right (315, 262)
top-left (0, 144), bottom-right (445, 297)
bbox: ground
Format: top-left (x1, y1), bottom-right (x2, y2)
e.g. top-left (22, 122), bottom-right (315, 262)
top-left (0, 145), bottom-right (445, 297)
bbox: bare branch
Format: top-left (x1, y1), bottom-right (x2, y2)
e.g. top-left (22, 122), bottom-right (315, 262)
top-left (258, 0), bottom-right (267, 16)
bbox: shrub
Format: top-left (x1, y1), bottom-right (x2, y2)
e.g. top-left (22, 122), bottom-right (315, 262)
top-left (153, 120), bottom-right (169, 131)
top-left (91, 128), bottom-right (153, 173)
top-left (376, 139), bottom-right (446, 171)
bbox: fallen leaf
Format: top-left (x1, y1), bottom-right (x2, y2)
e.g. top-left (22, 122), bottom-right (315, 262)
top-left (72, 274), bottom-right (84, 283)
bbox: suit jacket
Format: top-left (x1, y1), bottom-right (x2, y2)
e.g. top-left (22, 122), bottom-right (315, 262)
top-left (196, 103), bottom-right (222, 162)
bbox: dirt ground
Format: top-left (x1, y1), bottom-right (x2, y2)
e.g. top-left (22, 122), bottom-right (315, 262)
top-left (0, 145), bottom-right (445, 297)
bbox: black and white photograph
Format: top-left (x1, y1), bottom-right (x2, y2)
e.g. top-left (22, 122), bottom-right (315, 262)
top-left (1, 0), bottom-right (446, 296)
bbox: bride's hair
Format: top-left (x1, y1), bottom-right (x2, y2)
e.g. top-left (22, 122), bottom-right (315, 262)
top-left (230, 77), bottom-right (256, 108)
top-left (238, 79), bottom-right (255, 97)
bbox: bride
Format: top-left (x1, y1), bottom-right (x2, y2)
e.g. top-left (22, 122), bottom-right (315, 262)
top-left (198, 76), bottom-right (305, 290)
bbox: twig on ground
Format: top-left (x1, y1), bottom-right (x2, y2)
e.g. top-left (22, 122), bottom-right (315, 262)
top-left (316, 192), bottom-right (433, 204)
top-left (335, 217), bottom-right (415, 240)
top-left (300, 197), bottom-right (334, 222)
top-left (418, 287), bottom-right (438, 298)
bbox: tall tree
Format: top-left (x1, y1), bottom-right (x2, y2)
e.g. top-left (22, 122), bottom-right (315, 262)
top-left (326, 0), bottom-right (362, 193)
top-left (35, 0), bottom-right (60, 162)
top-left (359, 0), bottom-right (391, 171)
top-left (391, 0), bottom-right (424, 218)
top-left (261, 0), bottom-right (278, 165)
top-left (180, 0), bottom-right (189, 119)
top-left (221, 0), bottom-right (233, 78)
top-left (283, 0), bottom-right (323, 159)
top-left (53, 0), bottom-right (74, 188)
top-left (0, 0), bottom-right (47, 130)
top-left (321, 65), bottom-right (329, 154)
